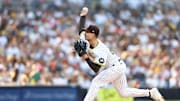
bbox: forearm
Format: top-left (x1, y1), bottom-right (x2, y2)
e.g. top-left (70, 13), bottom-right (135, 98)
top-left (79, 16), bottom-right (86, 32)
top-left (79, 7), bottom-right (88, 33)
top-left (82, 54), bottom-right (101, 73)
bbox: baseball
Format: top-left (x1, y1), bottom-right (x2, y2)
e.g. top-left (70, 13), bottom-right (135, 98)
top-left (82, 7), bottom-right (88, 12)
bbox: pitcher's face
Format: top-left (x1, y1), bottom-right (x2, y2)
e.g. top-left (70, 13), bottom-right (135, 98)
top-left (85, 32), bottom-right (96, 41)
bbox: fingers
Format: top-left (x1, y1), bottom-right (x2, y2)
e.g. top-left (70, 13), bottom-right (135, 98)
top-left (74, 41), bottom-right (81, 51)
top-left (74, 40), bottom-right (87, 52)
top-left (73, 39), bottom-right (88, 56)
top-left (80, 7), bottom-right (88, 16)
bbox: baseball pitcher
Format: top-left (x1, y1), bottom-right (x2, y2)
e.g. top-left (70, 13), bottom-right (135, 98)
top-left (74, 7), bottom-right (165, 101)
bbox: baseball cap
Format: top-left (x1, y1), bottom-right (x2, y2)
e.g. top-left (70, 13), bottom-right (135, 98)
top-left (86, 25), bottom-right (99, 37)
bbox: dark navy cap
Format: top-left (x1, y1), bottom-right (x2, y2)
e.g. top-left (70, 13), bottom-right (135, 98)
top-left (86, 25), bottom-right (99, 37)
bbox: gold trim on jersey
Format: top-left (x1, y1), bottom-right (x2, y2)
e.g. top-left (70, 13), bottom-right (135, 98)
top-left (94, 61), bottom-right (103, 67)
top-left (88, 53), bottom-right (103, 67)
top-left (80, 31), bottom-right (85, 36)
top-left (94, 41), bottom-right (99, 48)
top-left (79, 31), bottom-right (86, 39)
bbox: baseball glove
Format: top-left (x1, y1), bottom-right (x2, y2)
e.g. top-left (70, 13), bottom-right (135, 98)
top-left (74, 39), bottom-right (88, 56)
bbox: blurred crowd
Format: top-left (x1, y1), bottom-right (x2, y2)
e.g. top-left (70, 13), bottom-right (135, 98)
top-left (0, 0), bottom-right (179, 89)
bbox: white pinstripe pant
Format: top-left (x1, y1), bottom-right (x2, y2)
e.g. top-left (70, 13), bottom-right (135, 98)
top-left (84, 60), bottom-right (149, 101)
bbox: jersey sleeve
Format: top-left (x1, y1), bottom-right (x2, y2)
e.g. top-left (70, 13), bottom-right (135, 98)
top-left (94, 49), bottom-right (108, 66)
top-left (79, 31), bottom-right (86, 40)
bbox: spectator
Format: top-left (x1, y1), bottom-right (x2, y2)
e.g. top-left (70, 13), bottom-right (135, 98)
top-left (0, 0), bottom-right (179, 89)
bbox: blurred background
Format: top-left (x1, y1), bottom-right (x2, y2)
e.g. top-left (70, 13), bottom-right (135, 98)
top-left (0, 0), bottom-right (179, 101)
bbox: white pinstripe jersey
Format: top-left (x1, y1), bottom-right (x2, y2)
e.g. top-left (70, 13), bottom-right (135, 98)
top-left (80, 32), bottom-right (120, 70)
